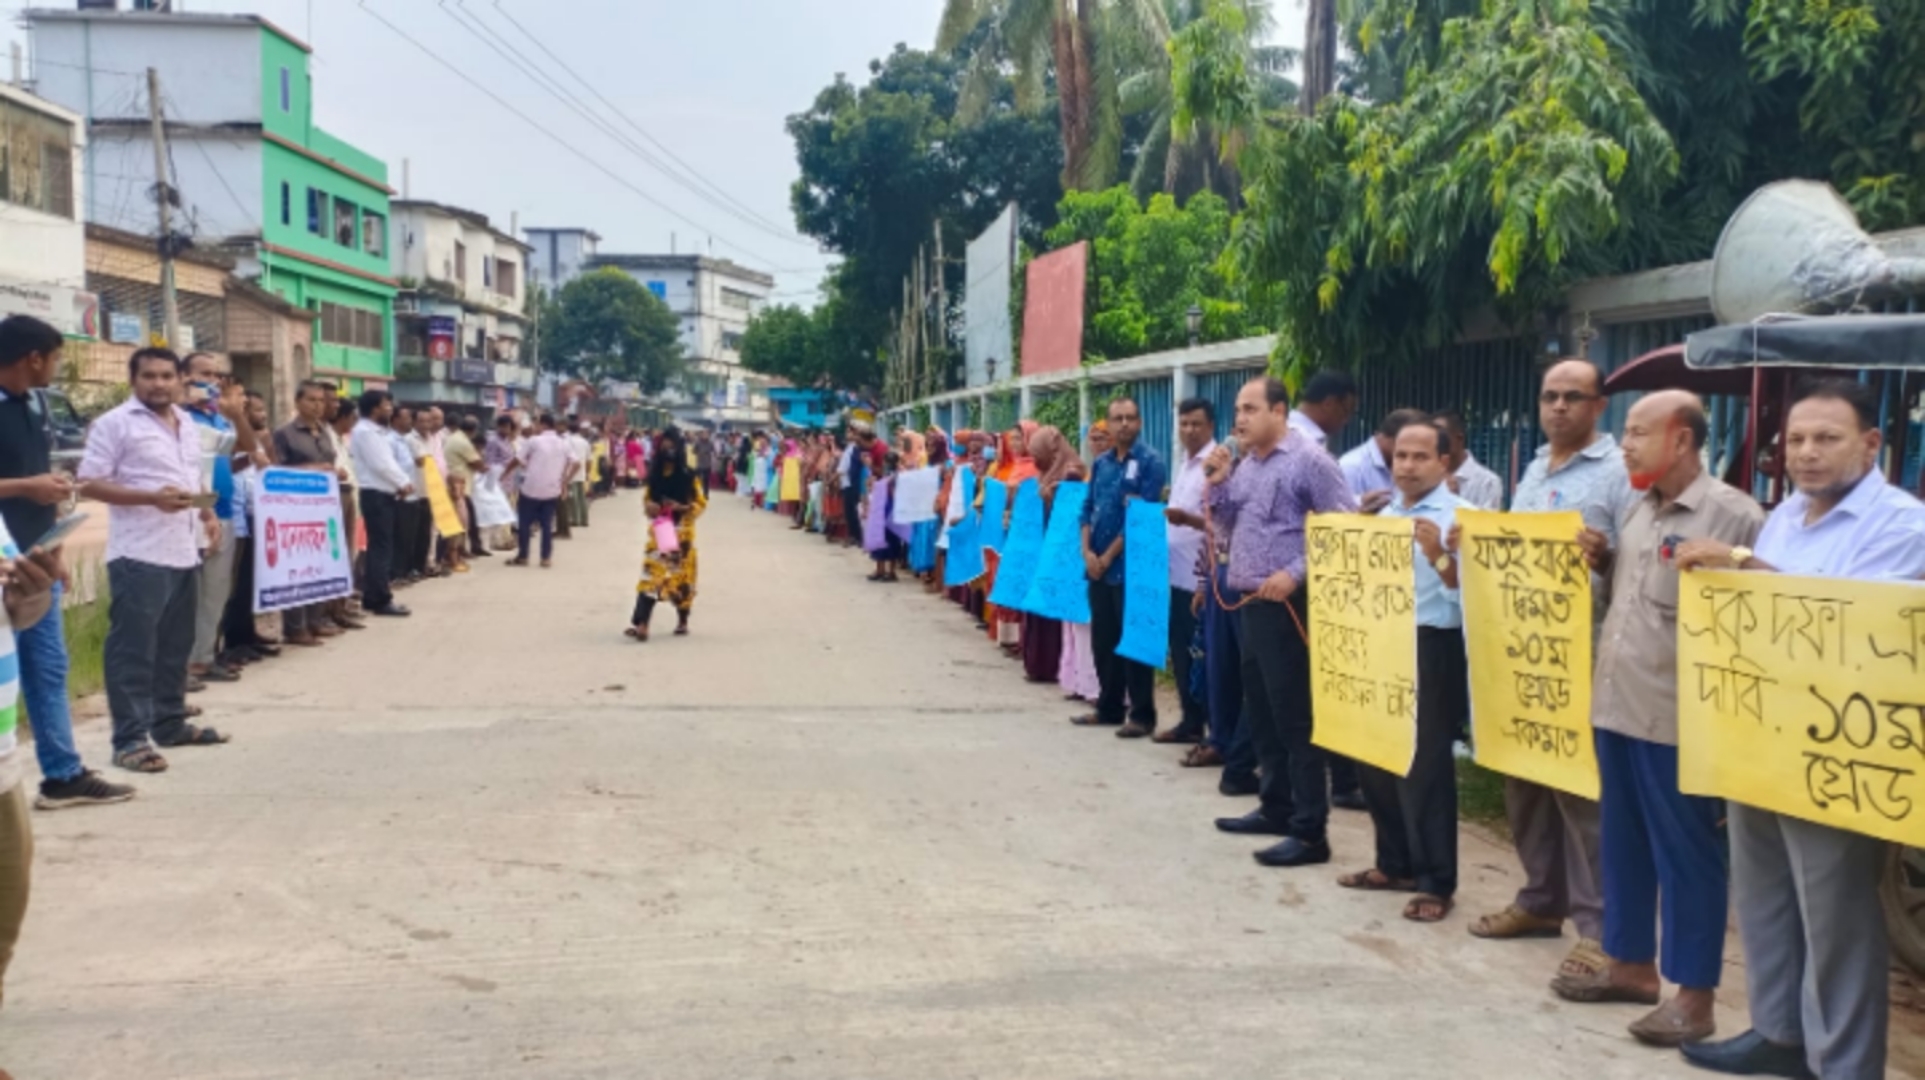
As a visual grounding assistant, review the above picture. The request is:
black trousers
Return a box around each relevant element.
[1169,587,1207,736]
[1358,627,1469,897]
[517,496,558,562]
[1090,579,1156,728]
[222,536,267,649]
[359,489,399,611]
[1240,593,1326,843]
[842,486,863,544]
[411,501,433,574]
[394,499,423,579]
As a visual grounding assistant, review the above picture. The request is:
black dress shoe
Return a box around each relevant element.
[1219,772,1260,797]
[369,604,412,617]
[1680,1030,1814,1078]
[1331,790,1369,812]
[1215,810,1289,836]
[1254,837,1332,868]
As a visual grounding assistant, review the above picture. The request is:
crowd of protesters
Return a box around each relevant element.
[746,365,1924,1080]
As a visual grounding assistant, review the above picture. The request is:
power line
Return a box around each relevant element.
[480,0,803,243]
[356,0,823,275]
[435,0,813,250]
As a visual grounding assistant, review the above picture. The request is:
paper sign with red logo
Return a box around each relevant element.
[252,467,353,613]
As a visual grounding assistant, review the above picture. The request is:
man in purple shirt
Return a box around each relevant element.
[77,348,230,774]
[1206,377,1357,867]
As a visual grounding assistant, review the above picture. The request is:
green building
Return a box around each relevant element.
[29,5,397,390]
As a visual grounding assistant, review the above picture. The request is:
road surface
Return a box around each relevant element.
[1,491,1832,1078]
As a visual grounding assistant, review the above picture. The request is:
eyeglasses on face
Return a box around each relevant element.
[1538,390,1599,406]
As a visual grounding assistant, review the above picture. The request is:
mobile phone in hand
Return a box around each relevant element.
[29,511,88,553]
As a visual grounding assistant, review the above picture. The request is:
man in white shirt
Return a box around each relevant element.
[395,406,431,583]
[1157,397,1217,744]
[1433,410,1505,510]
[511,414,574,568]
[349,390,415,617]
[561,424,593,535]
[1339,407,1427,514]
[1288,369,1359,452]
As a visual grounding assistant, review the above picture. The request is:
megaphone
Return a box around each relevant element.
[1710,180,1925,325]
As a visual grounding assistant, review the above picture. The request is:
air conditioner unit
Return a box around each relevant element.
[394,294,420,315]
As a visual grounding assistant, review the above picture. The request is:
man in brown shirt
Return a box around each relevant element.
[270,380,347,646]
[1555,391,1763,1048]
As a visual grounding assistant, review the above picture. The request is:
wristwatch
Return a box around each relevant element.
[1433,553,1454,574]
[1729,545,1753,569]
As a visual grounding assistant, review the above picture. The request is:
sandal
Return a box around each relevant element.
[1550,964,1660,1005]
[1468,904,1564,940]
[158,724,230,748]
[113,746,169,773]
[184,705,204,719]
[1627,1000,1715,1047]
[1070,714,1113,726]
[673,624,689,636]
[1557,936,1610,980]
[1153,728,1202,745]
[625,626,650,642]
[1403,894,1454,923]
[1337,868,1417,892]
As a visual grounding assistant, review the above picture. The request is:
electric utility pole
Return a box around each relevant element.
[146,67,182,348]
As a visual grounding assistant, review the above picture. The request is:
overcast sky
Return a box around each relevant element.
[5,0,1305,302]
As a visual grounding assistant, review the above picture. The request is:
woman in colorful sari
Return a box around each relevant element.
[898,431,939,581]
[1021,425,1082,683]
[987,421,1040,652]
[628,427,706,641]
[820,433,846,543]
[1055,421,1106,702]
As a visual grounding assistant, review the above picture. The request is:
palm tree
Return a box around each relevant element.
[1300,0,1337,113]
[1137,0,1296,205]
[939,0,1174,191]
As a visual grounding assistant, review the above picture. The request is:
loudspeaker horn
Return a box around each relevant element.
[1710,180,1925,325]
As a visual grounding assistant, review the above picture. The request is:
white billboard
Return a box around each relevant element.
[963,204,1017,388]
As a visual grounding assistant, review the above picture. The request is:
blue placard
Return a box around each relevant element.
[987,479,1045,609]
[942,467,984,586]
[1116,500,1172,667]
[978,479,1008,554]
[1020,481,1093,623]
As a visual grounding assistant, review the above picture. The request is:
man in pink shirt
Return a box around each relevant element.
[511,413,575,568]
[77,348,228,774]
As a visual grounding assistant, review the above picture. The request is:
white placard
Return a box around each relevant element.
[252,467,353,613]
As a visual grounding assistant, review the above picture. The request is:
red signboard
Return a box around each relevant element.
[1019,241,1087,377]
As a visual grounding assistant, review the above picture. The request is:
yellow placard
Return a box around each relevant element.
[1680,570,1925,845]
[1458,509,1600,799]
[421,457,464,539]
[779,458,802,502]
[1306,514,1418,777]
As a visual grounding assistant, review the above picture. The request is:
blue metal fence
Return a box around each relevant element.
[1096,376,1176,468]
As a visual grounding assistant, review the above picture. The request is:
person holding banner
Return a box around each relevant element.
[1207,377,1357,867]
[1462,360,1635,988]
[1022,426,1081,684]
[1155,399,1217,746]
[1551,392,1763,1048]
[1076,398,1167,738]
[1339,418,1469,922]
[1671,380,1925,1080]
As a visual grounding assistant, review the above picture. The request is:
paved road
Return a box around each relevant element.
[5,493,1762,1078]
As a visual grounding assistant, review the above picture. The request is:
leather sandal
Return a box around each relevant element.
[1468,904,1563,940]
[1628,1000,1716,1047]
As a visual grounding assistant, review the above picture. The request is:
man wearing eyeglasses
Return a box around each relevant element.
[1461,359,1636,989]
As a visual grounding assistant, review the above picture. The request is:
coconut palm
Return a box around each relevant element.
[1138,0,1296,205]
[938,0,1175,191]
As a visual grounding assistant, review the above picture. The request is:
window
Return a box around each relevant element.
[318,302,385,351]
[721,331,744,353]
[453,241,467,283]
[279,67,291,112]
[307,187,324,235]
[361,209,385,257]
[280,182,291,226]
[721,287,754,311]
[0,96,78,220]
[333,198,358,247]
[482,255,494,289]
[645,280,667,300]
[495,259,518,298]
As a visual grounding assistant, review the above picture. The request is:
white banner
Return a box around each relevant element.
[252,467,353,613]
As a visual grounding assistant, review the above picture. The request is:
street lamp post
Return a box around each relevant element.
[1186,304,1203,348]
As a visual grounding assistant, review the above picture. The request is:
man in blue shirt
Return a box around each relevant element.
[1340,417,1468,921]
[1675,380,1925,1080]
[1075,397,1167,737]
[183,352,260,688]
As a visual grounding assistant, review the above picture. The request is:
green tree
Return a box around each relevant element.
[545,268,685,394]
[1042,185,1269,359]
[738,304,821,385]
[787,46,1063,392]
